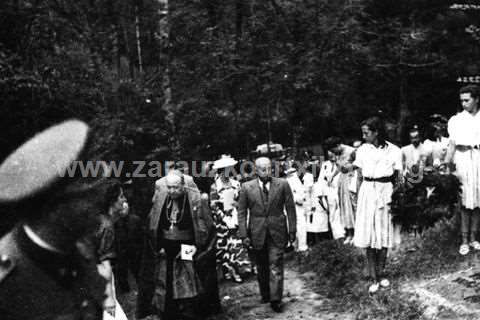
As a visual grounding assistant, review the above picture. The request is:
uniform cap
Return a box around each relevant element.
[0,120,89,202]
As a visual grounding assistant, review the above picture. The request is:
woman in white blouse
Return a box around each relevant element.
[353,116,402,294]
[446,85,480,256]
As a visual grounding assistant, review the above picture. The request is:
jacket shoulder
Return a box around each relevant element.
[273,177,288,186]
[242,179,258,191]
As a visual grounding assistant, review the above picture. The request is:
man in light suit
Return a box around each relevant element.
[238,157,296,313]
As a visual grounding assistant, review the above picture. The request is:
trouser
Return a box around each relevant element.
[253,232,284,302]
[296,207,308,252]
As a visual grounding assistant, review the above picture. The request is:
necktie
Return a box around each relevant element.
[262,181,269,201]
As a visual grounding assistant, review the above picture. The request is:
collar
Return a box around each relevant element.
[24,225,65,254]
[17,225,77,285]
[258,177,271,184]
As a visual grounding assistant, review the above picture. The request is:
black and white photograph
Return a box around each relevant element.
[0,0,480,319]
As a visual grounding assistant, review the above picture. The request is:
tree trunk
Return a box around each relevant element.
[158,0,181,158]
[135,5,143,74]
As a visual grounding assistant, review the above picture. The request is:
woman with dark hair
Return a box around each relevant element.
[352,116,402,294]
[96,180,129,319]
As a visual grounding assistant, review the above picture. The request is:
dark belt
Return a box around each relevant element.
[162,227,194,241]
[364,176,393,183]
[456,145,480,152]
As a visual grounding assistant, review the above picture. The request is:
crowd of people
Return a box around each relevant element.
[0,84,479,319]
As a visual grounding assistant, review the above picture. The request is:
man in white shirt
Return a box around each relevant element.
[401,126,432,176]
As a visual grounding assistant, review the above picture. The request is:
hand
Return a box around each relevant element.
[242,237,251,248]
[289,233,296,244]
[104,296,116,317]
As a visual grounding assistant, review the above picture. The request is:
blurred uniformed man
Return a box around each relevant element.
[0,120,108,320]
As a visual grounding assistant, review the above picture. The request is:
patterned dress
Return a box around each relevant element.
[210,177,252,282]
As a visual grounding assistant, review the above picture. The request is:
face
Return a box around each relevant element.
[327,150,336,161]
[111,188,128,217]
[460,92,479,113]
[330,144,342,156]
[219,167,232,178]
[409,131,421,147]
[361,125,378,145]
[166,174,185,199]
[255,158,272,180]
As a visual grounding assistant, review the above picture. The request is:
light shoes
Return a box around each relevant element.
[458,241,480,256]
[379,279,390,288]
[470,241,480,251]
[459,244,470,255]
[368,283,379,294]
[368,279,390,294]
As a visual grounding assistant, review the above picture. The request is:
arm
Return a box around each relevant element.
[444,139,456,170]
[96,222,116,314]
[284,181,296,236]
[356,167,363,195]
[444,118,456,171]
[237,185,249,240]
[97,260,115,315]
[195,196,217,262]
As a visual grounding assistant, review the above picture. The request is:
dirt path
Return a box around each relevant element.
[216,265,355,320]
[401,257,480,320]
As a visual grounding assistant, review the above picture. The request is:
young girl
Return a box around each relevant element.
[353,116,402,293]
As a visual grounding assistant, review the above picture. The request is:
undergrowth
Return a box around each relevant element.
[300,217,462,319]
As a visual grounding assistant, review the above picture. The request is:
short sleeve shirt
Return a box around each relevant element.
[448,110,480,146]
[401,143,431,170]
[353,141,402,178]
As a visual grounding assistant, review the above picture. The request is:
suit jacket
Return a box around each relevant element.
[238,177,296,250]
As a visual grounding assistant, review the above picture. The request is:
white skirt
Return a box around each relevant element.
[326,186,345,239]
[454,149,480,209]
[307,200,329,233]
[353,181,400,249]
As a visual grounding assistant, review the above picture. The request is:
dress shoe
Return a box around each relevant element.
[270,301,283,313]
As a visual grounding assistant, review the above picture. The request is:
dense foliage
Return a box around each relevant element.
[1,0,479,160]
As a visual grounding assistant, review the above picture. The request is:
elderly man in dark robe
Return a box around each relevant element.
[137,170,216,320]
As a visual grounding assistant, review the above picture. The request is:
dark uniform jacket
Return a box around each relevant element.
[0,225,105,320]
[238,177,296,250]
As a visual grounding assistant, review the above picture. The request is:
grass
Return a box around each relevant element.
[119,217,465,320]
[299,217,464,320]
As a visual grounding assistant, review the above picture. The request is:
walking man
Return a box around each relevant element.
[137,170,216,320]
[238,157,296,313]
